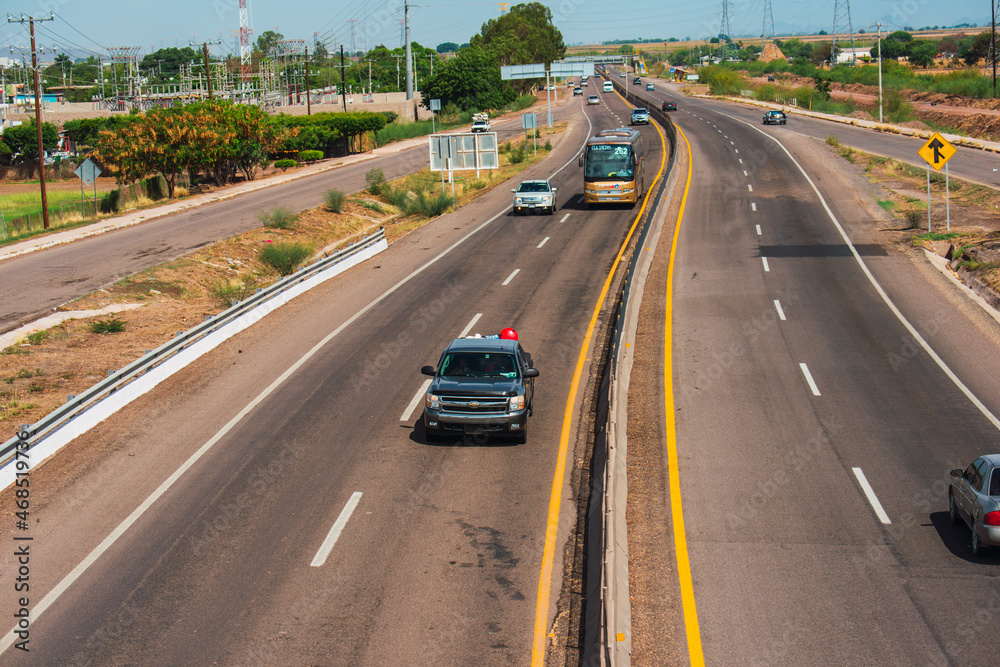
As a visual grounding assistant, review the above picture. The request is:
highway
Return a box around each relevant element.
[624,72,1000,663]
[0,113,538,335]
[0,87,667,664]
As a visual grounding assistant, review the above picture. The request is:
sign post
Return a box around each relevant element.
[74,158,101,221]
[430,98,441,133]
[917,132,956,231]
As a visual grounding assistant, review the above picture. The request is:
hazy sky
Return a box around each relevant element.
[0,1,990,61]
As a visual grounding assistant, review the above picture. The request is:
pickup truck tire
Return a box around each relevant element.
[514,422,528,444]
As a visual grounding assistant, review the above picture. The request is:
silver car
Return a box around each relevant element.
[511,179,557,215]
[950,454,1000,556]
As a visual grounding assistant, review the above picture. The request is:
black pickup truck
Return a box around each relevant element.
[421,336,538,443]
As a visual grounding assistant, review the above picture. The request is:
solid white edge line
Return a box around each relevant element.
[401,378,433,422]
[458,312,482,338]
[0,95,600,658]
[762,257,770,272]
[852,468,892,524]
[774,299,786,320]
[537,236,550,249]
[728,112,1000,432]
[799,362,821,396]
[560,213,570,222]
[502,268,520,286]
[756,224,762,235]
[310,491,364,567]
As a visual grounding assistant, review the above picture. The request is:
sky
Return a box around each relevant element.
[0,0,991,63]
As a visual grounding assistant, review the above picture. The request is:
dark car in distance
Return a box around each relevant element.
[662,101,677,111]
[763,110,787,125]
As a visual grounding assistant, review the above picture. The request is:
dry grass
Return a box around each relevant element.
[0,120,570,429]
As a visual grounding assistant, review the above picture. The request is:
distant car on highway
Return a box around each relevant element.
[632,76,641,85]
[661,101,677,111]
[587,95,600,105]
[950,455,1000,556]
[645,83,655,91]
[620,72,626,78]
[630,107,650,125]
[581,80,588,87]
[573,87,583,96]
[511,179,557,215]
[763,110,787,125]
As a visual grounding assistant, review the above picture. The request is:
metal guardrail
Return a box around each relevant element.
[589,72,678,666]
[0,228,386,466]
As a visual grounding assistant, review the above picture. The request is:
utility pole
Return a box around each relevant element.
[8,12,55,230]
[877,22,883,122]
[366,58,374,94]
[404,0,413,99]
[993,0,998,97]
[305,46,311,114]
[340,44,348,109]
[203,42,213,99]
[392,53,403,89]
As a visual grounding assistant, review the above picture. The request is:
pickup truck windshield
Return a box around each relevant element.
[441,352,518,378]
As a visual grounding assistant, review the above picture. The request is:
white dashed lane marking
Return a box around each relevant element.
[799,362,821,396]
[502,269,520,286]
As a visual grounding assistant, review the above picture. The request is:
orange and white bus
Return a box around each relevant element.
[581,128,645,207]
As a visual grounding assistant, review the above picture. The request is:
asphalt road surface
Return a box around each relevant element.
[0,89,668,664]
[0,112,539,335]
[629,76,1000,664]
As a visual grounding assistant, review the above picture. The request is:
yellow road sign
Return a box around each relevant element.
[918,132,956,171]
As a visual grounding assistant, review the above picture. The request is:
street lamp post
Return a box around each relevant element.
[877,21,883,123]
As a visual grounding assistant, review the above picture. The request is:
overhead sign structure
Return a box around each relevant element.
[549,62,595,78]
[501,64,547,80]
[918,132,956,171]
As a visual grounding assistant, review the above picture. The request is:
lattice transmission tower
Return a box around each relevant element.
[239,0,254,82]
[762,0,775,45]
[719,0,734,61]
[831,0,856,66]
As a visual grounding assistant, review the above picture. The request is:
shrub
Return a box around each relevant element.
[142,174,169,200]
[826,134,840,146]
[274,159,297,171]
[366,167,387,195]
[467,179,486,190]
[299,150,323,164]
[210,277,257,308]
[256,205,298,229]
[544,139,552,151]
[383,186,413,210]
[99,188,123,213]
[411,191,454,218]
[90,317,126,334]
[509,146,526,164]
[357,199,384,213]
[904,209,923,228]
[325,189,346,213]
[259,242,313,276]
[380,110,399,124]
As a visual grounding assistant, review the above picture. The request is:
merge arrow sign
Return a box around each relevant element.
[918,132,956,171]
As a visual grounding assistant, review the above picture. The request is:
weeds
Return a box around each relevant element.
[356,199,385,213]
[839,146,855,162]
[259,242,313,276]
[826,134,840,147]
[324,189,346,213]
[366,167,387,195]
[26,330,49,345]
[904,209,924,229]
[210,276,259,308]
[90,317,126,334]
[256,205,298,229]
[876,199,896,212]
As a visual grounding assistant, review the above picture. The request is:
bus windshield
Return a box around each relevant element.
[585,143,634,181]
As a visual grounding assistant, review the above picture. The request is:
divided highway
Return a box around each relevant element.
[0,87,666,664]
[626,74,1000,663]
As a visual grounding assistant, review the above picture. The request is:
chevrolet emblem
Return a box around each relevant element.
[468,401,480,408]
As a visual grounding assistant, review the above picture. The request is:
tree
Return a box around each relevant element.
[54,53,70,65]
[962,31,996,66]
[437,42,459,53]
[888,30,913,43]
[907,40,937,68]
[313,43,329,62]
[813,75,832,101]
[255,30,284,56]
[1,121,59,159]
[876,39,907,61]
[810,42,833,65]
[421,46,516,111]
[470,2,565,67]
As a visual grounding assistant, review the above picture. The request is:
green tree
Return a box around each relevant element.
[140,47,199,81]
[1,121,59,158]
[876,39,907,61]
[437,42,459,53]
[961,31,996,66]
[54,53,71,65]
[470,2,565,67]
[255,30,285,56]
[813,75,832,101]
[907,39,937,68]
[810,42,833,65]
[888,30,913,43]
[421,46,516,111]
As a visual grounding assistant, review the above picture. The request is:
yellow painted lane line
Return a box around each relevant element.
[664,125,705,665]
[531,111,669,666]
